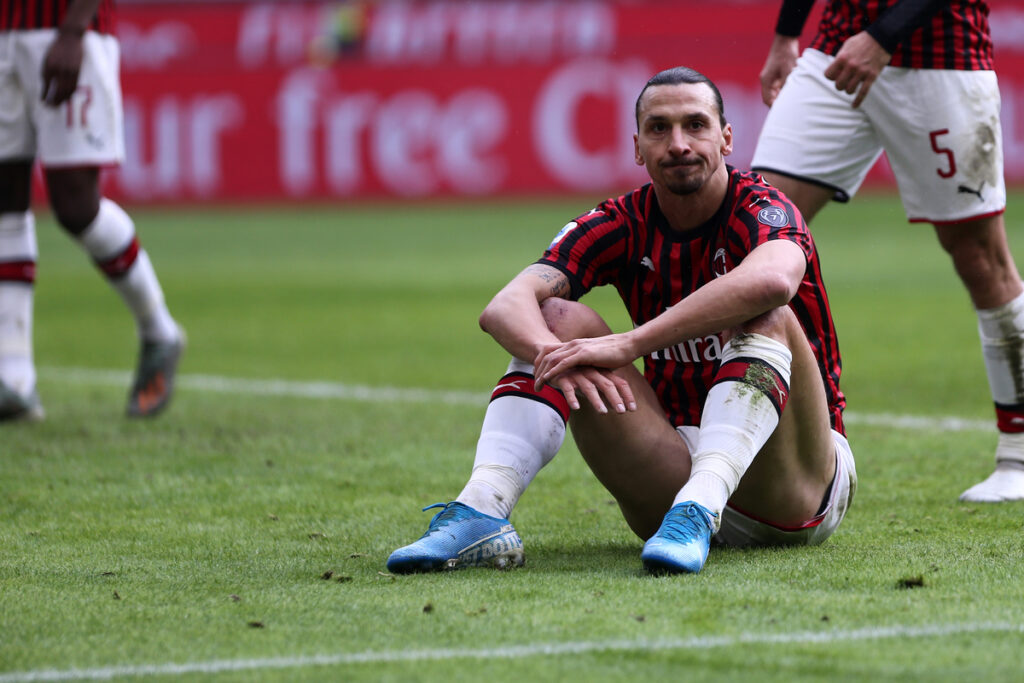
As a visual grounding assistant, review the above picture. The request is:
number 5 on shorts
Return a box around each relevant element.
[929,129,956,179]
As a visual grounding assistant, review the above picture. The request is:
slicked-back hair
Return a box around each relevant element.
[634,66,727,130]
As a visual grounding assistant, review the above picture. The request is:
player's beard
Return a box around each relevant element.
[662,159,707,196]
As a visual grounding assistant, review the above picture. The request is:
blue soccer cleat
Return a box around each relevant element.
[640,501,717,575]
[386,502,524,574]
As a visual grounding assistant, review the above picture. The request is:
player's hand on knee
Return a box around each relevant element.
[549,367,634,415]
[534,335,635,385]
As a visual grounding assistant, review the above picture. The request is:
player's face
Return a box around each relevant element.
[634,82,733,197]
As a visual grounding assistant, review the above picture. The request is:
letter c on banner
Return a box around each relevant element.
[533,58,651,191]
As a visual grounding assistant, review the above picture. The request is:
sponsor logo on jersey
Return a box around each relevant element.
[757,206,789,228]
[640,256,656,272]
[549,221,578,248]
[651,334,722,364]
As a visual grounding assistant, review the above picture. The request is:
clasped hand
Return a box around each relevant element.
[533,335,638,415]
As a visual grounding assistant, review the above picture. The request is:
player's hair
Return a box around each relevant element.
[635,66,727,130]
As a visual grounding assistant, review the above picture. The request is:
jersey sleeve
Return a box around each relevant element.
[536,203,630,301]
[733,187,814,264]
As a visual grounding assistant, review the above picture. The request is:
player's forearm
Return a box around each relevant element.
[60,0,104,36]
[479,279,563,364]
[626,242,805,358]
[866,0,952,53]
[627,272,792,358]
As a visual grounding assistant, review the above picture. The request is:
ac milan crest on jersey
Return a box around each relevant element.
[712,248,728,278]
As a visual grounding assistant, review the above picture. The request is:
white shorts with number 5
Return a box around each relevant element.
[0,29,124,168]
[751,48,1005,225]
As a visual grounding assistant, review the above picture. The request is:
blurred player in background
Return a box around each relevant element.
[0,0,184,421]
[751,0,1024,502]
[386,66,855,576]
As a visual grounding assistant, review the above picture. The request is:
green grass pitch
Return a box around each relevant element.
[3,193,1024,681]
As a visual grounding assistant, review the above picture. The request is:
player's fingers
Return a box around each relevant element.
[552,376,582,411]
[534,354,569,387]
[55,73,76,104]
[533,344,564,385]
[609,373,637,411]
[850,76,875,108]
[575,379,608,414]
[581,368,626,414]
[823,59,841,82]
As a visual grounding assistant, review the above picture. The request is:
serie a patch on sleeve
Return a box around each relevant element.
[756,206,789,228]
[549,221,578,248]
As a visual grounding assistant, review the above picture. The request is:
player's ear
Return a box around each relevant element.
[721,122,733,157]
[634,133,644,166]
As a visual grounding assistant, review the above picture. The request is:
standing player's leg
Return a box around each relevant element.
[758,173,834,224]
[875,67,1024,501]
[0,160,43,421]
[641,305,846,574]
[935,216,1024,501]
[44,167,184,417]
[28,26,183,418]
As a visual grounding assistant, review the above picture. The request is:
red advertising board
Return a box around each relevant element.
[100,0,1024,203]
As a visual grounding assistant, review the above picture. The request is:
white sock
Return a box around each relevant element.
[457,359,569,519]
[673,334,793,526]
[0,211,37,396]
[78,198,179,343]
[977,291,1024,463]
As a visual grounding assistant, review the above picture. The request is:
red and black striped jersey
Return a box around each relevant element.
[810,0,993,70]
[1,0,115,34]
[539,167,846,434]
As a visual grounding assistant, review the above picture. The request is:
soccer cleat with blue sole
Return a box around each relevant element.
[386,502,525,573]
[641,501,717,575]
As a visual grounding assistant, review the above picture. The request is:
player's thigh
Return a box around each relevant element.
[751,49,882,201]
[730,309,836,527]
[569,364,689,539]
[18,30,125,169]
[870,68,1004,223]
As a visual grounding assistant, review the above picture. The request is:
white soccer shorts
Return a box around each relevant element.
[751,48,1006,224]
[0,29,124,167]
[676,425,856,547]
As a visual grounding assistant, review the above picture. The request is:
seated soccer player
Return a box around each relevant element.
[387,66,855,575]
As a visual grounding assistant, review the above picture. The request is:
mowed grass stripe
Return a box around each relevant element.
[39,366,995,433]
[1,621,1020,682]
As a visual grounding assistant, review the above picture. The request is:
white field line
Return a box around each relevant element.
[1,621,1020,682]
[39,366,995,433]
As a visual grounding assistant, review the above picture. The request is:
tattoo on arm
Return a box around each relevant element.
[525,264,570,298]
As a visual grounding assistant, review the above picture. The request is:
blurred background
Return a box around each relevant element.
[96,0,1024,205]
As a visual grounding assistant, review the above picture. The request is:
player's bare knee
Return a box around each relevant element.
[539,298,611,342]
[45,169,101,234]
[725,306,796,347]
